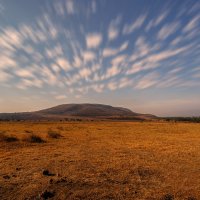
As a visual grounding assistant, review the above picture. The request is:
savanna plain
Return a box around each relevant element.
[0,121,200,200]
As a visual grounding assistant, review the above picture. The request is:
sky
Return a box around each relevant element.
[0,0,200,116]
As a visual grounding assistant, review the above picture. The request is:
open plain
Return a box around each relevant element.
[0,121,200,200]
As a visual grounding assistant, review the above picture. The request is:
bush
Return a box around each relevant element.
[57,126,64,131]
[47,130,62,139]
[24,134,45,143]
[0,133,19,142]
[24,130,33,134]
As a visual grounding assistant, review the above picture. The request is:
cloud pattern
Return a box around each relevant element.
[0,0,200,102]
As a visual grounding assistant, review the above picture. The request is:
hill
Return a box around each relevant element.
[0,103,156,121]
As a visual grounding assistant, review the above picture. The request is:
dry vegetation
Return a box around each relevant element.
[47,130,63,139]
[0,121,200,200]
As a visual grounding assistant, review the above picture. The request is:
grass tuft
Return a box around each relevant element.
[47,130,62,139]
[0,133,19,142]
[24,134,45,143]
[57,126,64,131]
[24,130,33,134]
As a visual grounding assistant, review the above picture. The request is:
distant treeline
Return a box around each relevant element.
[0,118,91,122]
[164,117,200,123]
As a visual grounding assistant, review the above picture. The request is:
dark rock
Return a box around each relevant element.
[43,170,50,176]
[3,175,10,179]
[49,179,53,184]
[42,170,55,176]
[41,190,55,199]
[162,194,174,200]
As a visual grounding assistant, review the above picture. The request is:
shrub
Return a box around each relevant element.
[0,133,19,142]
[47,130,62,139]
[57,126,64,131]
[24,130,33,134]
[24,134,45,143]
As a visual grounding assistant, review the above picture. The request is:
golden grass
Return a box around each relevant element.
[47,130,63,139]
[0,121,199,199]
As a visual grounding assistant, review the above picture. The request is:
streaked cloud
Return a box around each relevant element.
[111,54,126,66]
[108,27,118,41]
[183,14,200,33]
[0,56,17,69]
[66,0,75,15]
[15,69,35,78]
[102,41,128,57]
[135,72,159,89]
[56,57,71,71]
[146,10,169,31]
[103,48,118,57]
[0,71,12,82]
[106,65,121,78]
[82,51,96,62]
[86,33,102,48]
[108,16,121,40]
[126,46,188,75]
[91,1,96,14]
[123,14,146,34]
[55,95,67,100]
[157,22,180,40]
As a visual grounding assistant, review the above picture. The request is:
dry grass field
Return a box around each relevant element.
[0,121,200,200]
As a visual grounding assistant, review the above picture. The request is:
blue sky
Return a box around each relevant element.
[0,0,199,116]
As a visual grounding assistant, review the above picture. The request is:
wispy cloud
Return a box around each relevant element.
[82,51,96,62]
[135,72,159,89]
[0,56,17,69]
[126,45,188,75]
[91,1,96,14]
[102,41,128,57]
[146,10,169,31]
[0,71,12,82]
[54,1,65,16]
[55,95,67,100]
[17,78,43,90]
[157,21,180,40]
[86,33,102,48]
[182,14,200,33]
[66,0,75,15]
[123,14,146,34]
[73,55,82,68]
[15,69,35,78]
[79,68,92,79]
[111,54,126,66]
[56,57,71,71]
[45,44,63,59]
[108,16,121,41]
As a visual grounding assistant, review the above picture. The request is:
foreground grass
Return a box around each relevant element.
[0,121,199,200]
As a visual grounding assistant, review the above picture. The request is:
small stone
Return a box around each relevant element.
[3,175,10,179]
[162,194,174,200]
[42,170,55,176]
[41,190,55,199]
[43,170,50,176]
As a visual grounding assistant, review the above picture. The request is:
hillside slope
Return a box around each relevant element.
[0,103,156,121]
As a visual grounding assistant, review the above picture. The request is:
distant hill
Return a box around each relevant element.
[0,103,156,121]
